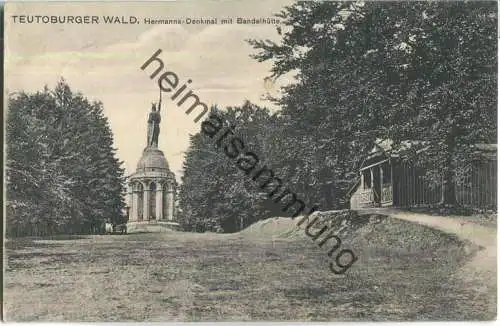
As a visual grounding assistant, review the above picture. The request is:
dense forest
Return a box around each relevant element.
[6,80,125,237]
[179,1,497,232]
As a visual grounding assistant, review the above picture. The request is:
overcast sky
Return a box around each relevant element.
[5,1,295,182]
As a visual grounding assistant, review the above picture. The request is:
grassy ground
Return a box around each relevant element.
[3,214,496,321]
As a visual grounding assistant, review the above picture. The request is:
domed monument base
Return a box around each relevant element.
[126,97,177,231]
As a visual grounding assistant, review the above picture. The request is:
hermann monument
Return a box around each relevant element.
[127,91,177,225]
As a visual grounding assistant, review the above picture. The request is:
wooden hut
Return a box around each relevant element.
[349,140,497,209]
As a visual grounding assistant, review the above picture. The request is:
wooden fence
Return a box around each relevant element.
[395,160,497,209]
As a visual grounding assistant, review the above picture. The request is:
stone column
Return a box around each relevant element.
[132,184,139,221]
[156,182,163,220]
[143,181,150,221]
[360,171,365,189]
[127,183,134,221]
[166,183,175,221]
[128,183,134,222]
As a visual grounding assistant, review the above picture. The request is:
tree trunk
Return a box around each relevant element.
[440,165,456,206]
[440,132,457,207]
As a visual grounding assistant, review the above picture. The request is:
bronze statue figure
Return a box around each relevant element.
[147,89,162,148]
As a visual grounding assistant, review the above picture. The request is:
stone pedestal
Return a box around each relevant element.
[127,148,177,224]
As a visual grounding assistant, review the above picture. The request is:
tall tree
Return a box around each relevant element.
[6,80,125,236]
[179,102,281,232]
[383,2,497,204]
[249,1,497,207]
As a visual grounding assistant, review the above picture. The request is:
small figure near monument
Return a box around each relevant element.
[105,221,113,234]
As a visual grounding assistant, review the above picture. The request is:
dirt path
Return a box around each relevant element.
[360,208,496,267]
[360,208,497,315]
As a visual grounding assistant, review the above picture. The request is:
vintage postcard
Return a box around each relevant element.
[3,0,497,322]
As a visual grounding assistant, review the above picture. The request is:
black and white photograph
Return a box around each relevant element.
[3,0,497,321]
